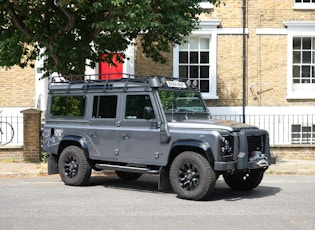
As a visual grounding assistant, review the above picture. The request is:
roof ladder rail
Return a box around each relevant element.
[123,79,131,92]
[102,79,111,92]
[82,81,90,93]
[66,81,72,94]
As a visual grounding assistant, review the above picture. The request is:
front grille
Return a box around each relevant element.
[233,134,240,160]
[247,135,265,153]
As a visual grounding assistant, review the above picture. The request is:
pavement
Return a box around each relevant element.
[0,159,315,177]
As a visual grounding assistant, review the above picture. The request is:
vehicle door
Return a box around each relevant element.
[117,93,162,165]
[86,94,119,161]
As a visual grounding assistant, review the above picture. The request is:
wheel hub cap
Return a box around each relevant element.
[64,157,78,178]
[178,163,200,191]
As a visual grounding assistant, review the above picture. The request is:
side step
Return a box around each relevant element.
[95,163,159,174]
[95,163,171,191]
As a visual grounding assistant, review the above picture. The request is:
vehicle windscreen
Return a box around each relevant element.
[158,90,210,122]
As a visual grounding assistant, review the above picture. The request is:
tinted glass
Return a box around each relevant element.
[93,95,117,118]
[51,96,85,117]
[125,95,155,119]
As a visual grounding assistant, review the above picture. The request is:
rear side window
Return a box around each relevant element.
[93,95,117,118]
[51,96,85,117]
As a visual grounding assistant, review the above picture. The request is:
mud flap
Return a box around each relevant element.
[48,154,59,175]
[158,166,171,191]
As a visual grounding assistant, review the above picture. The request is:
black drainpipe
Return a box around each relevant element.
[242,0,247,123]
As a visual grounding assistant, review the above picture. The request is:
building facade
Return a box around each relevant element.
[1,0,315,158]
[135,0,315,149]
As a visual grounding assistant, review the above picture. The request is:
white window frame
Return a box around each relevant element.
[293,0,315,10]
[284,21,315,99]
[173,20,220,99]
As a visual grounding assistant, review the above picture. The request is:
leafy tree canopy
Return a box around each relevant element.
[0,0,222,77]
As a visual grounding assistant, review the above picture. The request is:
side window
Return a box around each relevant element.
[51,96,85,117]
[125,95,155,119]
[93,95,117,118]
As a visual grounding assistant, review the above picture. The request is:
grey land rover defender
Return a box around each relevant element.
[43,74,275,201]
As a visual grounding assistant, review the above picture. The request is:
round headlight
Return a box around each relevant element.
[221,137,232,153]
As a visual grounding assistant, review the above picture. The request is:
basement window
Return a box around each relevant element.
[291,124,315,144]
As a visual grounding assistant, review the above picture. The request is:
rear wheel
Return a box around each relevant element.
[58,146,91,186]
[115,171,142,180]
[169,151,216,201]
[223,169,264,190]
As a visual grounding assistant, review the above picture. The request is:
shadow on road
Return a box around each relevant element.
[207,180,281,201]
[88,174,174,193]
[87,173,281,201]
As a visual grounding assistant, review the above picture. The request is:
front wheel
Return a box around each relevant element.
[58,146,91,186]
[169,151,216,201]
[223,169,264,190]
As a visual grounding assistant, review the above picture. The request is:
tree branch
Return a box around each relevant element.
[5,2,34,39]
[53,7,75,40]
[44,0,55,33]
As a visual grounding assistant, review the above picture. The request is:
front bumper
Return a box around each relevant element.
[214,153,276,171]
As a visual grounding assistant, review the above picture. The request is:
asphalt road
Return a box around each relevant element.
[0,174,314,230]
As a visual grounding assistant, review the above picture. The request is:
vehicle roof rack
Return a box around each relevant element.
[48,73,198,93]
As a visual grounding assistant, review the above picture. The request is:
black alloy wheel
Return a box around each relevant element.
[169,151,216,201]
[58,146,91,186]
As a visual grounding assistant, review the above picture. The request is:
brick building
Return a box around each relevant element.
[0,66,35,109]
[134,1,315,155]
[1,0,315,159]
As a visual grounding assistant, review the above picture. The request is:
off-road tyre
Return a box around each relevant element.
[223,169,264,190]
[58,146,91,186]
[169,151,216,201]
[115,171,142,180]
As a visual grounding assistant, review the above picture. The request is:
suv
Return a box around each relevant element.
[43,74,275,201]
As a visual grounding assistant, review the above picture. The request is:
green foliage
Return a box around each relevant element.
[0,0,222,76]
[159,90,204,111]
[41,152,49,163]
[51,96,85,117]
[159,90,177,111]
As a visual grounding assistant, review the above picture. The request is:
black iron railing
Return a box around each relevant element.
[212,114,315,145]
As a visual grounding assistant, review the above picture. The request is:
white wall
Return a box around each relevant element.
[209,106,315,115]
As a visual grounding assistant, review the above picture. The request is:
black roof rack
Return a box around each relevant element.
[48,73,198,93]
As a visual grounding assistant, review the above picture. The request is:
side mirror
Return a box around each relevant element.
[143,106,155,120]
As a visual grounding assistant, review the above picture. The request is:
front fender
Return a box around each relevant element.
[171,139,214,163]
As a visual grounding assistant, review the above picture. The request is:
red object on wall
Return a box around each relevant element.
[99,54,123,80]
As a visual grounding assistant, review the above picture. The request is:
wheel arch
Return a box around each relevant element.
[58,135,89,156]
[168,139,214,167]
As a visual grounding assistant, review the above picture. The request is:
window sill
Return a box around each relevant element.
[287,91,315,99]
[293,3,315,10]
[202,94,219,100]
[199,2,213,9]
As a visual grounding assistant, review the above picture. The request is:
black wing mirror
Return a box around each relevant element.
[143,106,155,119]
